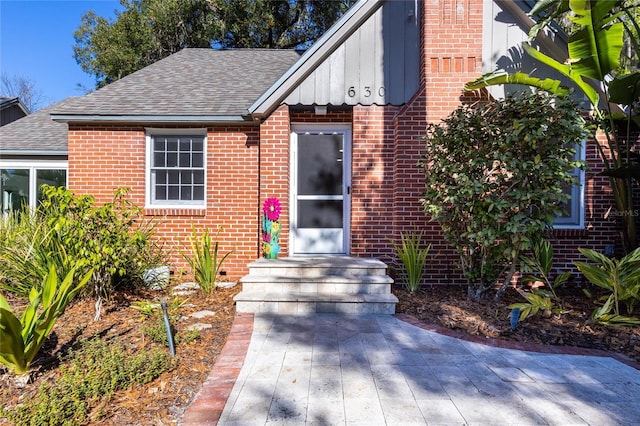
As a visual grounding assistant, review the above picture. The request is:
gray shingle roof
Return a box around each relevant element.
[0,98,72,154]
[52,48,302,119]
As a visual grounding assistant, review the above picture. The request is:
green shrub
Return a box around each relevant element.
[41,186,164,319]
[183,225,232,294]
[391,231,431,292]
[575,247,640,326]
[419,93,586,301]
[2,337,175,425]
[0,266,93,375]
[0,186,165,319]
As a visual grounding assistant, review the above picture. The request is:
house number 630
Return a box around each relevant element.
[347,86,385,98]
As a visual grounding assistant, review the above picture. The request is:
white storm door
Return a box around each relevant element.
[291,125,351,255]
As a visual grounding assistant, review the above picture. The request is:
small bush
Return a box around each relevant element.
[0,186,167,320]
[2,337,175,425]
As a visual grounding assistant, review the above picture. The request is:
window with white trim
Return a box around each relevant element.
[147,129,206,207]
[1,161,68,213]
[553,143,585,229]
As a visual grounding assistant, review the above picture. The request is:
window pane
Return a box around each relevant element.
[193,186,204,200]
[554,181,581,226]
[181,187,191,200]
[167,139,178,152]
[168,185,180,200]
[194,171,204,184]
[154,140,165,152]
[155,185,167,200]
[192,153,203,168]
[181,171,192,184]
[298,134,343,195]
[298,200,343,228]
[192,140,203,152]
[154,152,165,167]
[179,153,191,167]
[558,184,574,218]
[168,170,180,184]
[155,171,167,184]
[1,169,30,212]
[180,140,191,152]
[36,169,66,203]
[166,152,178,167]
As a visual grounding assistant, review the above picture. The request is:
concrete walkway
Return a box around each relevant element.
[183,313,640,425]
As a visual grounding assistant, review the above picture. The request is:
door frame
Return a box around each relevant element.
[290,123,351,255]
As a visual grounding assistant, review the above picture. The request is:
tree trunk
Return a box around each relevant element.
[494,263,517,303]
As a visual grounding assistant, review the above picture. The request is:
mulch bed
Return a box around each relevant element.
[0,284,240,425]
[394,284,640,364]
[1,282,638,425]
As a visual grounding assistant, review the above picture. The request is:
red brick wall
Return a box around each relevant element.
[382,0,622,286]
[68,124,261,280]
[67,0,627,288]
[350,105,397,257]
[259,106,291,256]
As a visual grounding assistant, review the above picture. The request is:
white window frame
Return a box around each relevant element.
[553,142,586,229]
[0,159,68,211]
[145,128,207,209]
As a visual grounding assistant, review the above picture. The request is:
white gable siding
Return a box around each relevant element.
[482,0,582,102]
[285,0,420,106]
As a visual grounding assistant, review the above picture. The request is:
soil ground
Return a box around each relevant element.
[1,282,638,425]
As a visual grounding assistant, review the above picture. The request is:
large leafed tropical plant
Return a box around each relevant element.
[0,266,93,375]
[466,0,640,253]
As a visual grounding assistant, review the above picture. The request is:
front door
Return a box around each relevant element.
[291,124,351,254]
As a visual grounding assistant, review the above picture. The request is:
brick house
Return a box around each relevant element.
[2,0,622,310]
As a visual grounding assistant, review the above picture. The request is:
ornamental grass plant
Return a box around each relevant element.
[183,225,232,294]
[392,231,431,292]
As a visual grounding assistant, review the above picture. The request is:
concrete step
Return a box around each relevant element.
[244,257,389,277]
[234,256,397,315]
[239,275,393,294]
[234,292,398,315]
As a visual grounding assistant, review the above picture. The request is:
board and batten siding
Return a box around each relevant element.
[285,0,420,107]
[481,0,583,102]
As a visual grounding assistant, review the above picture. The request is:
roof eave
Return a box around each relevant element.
[0,150,68,156]
[50,114,255,125]
[0,97,30,115]
[249,0,384,118]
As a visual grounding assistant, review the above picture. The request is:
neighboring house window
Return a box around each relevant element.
[0,161,67,213]
[553,143,585,229]
[146,129,206,207]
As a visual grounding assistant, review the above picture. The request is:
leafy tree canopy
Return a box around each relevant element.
[74,0,356,88]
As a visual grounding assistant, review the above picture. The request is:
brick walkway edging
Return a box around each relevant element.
[181,313,254,426]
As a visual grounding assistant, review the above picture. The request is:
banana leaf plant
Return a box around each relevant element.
[466,0,640,253]
[0,266,93,375]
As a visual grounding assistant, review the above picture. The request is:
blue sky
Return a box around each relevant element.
[1,0,123,108]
